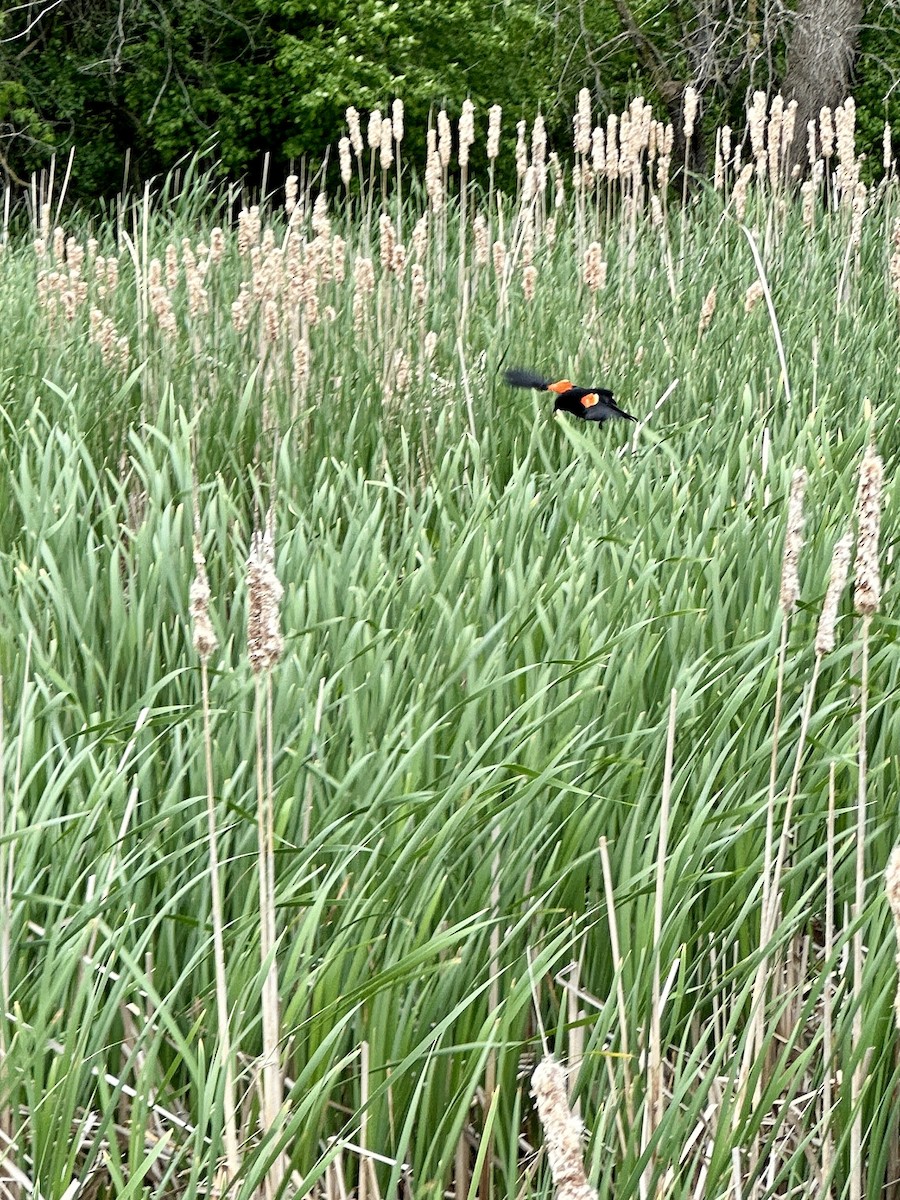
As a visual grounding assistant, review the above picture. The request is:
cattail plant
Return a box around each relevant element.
[247,507,286,1196]
[531,1057,597,1200]
[850,445,883,1200]
[189,526,240,1184]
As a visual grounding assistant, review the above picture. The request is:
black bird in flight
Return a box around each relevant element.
[504,367,636,424]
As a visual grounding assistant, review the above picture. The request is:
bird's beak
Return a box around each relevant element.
[547,380,572,394]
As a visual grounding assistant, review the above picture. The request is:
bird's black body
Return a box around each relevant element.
[503,367,635,424]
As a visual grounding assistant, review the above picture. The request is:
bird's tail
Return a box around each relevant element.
[503,367,550,391]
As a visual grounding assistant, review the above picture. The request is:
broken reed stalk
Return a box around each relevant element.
[247,508,287,1196]
[850,445,883,1200]
[190,534,240,1183]
[531,1056,597,1200]
[640,687,677,1200]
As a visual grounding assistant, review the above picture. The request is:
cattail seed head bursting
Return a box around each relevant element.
[487,105,502,160]
[191,541,219,660]
[247,513,284,674]
[392,98,405,144]
[367,109,383,150]
[459,99,475,167]
[854,446,884,615]
[683,86,699,139]
[531,1057,597,1200]
[815,529,853,656]
[779,467,807,614]
[346,107,364,156]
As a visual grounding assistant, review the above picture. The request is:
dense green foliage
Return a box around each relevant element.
[1,0,899,197]
[0,104,898,1196]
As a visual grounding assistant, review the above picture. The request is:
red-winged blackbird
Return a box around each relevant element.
[504,367,636,423]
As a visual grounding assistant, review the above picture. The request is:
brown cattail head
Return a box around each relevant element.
[247,510,284,674]
[854,445,884,616]
[815,528,854,656]
[779,467,807,614]
[697,286,717,336]
[191,538,219,660]
[531,1056,597,1200]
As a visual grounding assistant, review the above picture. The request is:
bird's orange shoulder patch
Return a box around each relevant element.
[547,379,573,395]
[581,392,600,409]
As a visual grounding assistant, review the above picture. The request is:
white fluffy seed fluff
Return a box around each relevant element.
[531,1057,597,1200]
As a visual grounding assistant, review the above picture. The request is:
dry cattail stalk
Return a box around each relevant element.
[263,298,280,343]
[545,216,557,248]
[820,107,835,158]
[209,227,225,263]
[779,468,807,615]
[515,120,528,179]
[392,98,404,145]
[854,447,884,616]
[591,127,605,175]
[884,123,893,174]
[473,214,489,266]
[806,119,817,168]
[232,283,252,333]
[531,114,547,190]
[437,110,452,167]
[311,193,330,240]
[346,106,364,157]
[332,235,346,283]
[284,174,298,217]
[247,513,284,675]
[606,114,619,181]
[411,262,428,308]
[391,243,407,277]
[237,205,261,255]
[744,280,764,313]
[492,240,506,281]
[459,99,475,168]
[522,264,537,302]
[487,105,502,160]
[782,99,798,160]
[52,225,65,263]
[682,86,699,140]
[339,137,352,186]
[292,342,309,392]
[425,131,443,212]
[815,529,854,657]
[767,93,784,185]
[748,91,767,176]
[801,180,816,229]
[731,163,754,221]
[379,117,394,172]
[697,286,717,335]
[412,214,428,262]
[379,212,396,271]
[583,242,606,292]
[575,88,591,156]
[650,194,663,227]
[367,109,383,150]
[191,540,219,660]
[531,1057,597,1200]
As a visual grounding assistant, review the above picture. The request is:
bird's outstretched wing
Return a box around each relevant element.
[503,368,550,391]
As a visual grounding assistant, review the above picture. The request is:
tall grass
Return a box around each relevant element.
[0,89,897,1199]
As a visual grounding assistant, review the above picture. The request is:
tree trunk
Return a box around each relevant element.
[781,0,864,167]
